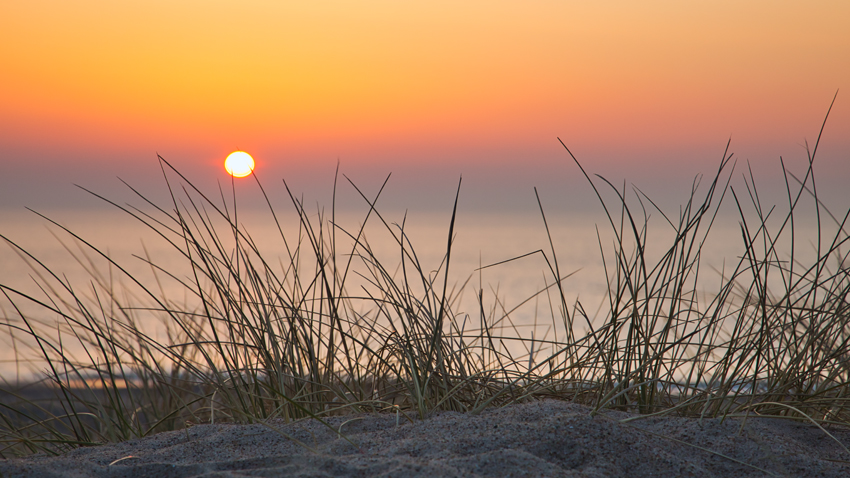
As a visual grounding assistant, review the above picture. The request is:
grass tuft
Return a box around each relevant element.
[1,106,849,457]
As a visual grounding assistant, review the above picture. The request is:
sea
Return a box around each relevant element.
[0,204,836,381]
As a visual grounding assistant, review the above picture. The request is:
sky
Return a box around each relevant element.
[2,1,849,217]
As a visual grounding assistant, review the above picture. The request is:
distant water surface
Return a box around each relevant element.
[0,207,829,380]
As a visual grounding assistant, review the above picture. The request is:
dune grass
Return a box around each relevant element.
[1,110,849,458]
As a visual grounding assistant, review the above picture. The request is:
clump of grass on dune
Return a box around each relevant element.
[1,104,849,458]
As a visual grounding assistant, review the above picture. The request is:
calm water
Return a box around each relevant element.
[0,206,828,380]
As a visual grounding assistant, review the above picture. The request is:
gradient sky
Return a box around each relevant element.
[2,1,849,215]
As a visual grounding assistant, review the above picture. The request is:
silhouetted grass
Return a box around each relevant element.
[1,102,848,458]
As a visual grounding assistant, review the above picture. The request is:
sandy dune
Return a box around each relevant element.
[2,400,849,477]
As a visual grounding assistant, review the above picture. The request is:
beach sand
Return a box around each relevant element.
[2,400,849,477]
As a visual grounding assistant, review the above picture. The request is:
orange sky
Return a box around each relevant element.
[1,1,849,212]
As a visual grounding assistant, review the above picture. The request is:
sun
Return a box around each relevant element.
[224,151,255,178]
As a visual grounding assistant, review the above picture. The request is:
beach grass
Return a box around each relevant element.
[1,106,848,458]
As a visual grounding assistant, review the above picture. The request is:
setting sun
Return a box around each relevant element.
[224,151,255,178]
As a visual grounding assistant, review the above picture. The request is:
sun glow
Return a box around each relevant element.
[224,151,255,178]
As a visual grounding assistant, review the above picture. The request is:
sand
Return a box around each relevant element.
[2,400,849,477]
